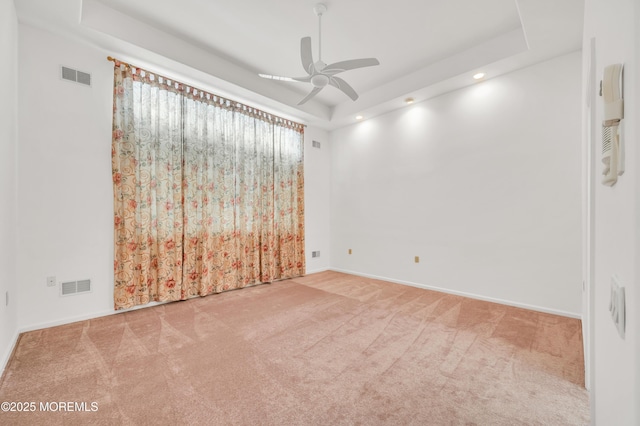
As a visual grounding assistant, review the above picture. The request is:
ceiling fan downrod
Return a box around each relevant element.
[314,3,327,63]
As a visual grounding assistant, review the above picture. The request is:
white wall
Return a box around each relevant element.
[0,0,19,372]
[304,127,331,273]
[583,0,639,424]
[330,52,583,316]
[16,24,332,331]
[17,24,115,329]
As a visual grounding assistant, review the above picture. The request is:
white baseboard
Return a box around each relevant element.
[305,267,331,275]
[329,267,581,319]
[17,301,173,335]
[0,330,20,378]
[18,309,120,334]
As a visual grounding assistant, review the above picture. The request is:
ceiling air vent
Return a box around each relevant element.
[60,279,92,296]
[61,66,92,87]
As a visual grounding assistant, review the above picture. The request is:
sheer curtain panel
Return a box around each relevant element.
[112,63,304,310]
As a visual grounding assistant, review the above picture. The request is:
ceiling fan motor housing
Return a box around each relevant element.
[311,74,330,88]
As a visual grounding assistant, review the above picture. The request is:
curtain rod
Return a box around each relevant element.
[107,56,306,131]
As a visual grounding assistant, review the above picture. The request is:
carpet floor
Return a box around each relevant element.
[0,271,589,425]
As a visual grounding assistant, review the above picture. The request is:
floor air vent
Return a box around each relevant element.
[60,279,92,296]
[61,66,92,87]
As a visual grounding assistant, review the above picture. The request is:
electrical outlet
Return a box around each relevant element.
[414,256,420,263]
[348,249,352,255]
[47,276,56,287]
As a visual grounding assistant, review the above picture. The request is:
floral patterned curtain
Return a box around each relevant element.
[112,64,305,310]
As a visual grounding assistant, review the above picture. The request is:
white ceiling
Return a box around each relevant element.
[14,0,584,130]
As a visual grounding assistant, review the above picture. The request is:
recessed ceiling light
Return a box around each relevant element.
[355,115,364,120]
[404,97,415,105]
[473,72,486,80]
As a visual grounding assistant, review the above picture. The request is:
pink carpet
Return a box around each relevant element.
[0,271,589,425]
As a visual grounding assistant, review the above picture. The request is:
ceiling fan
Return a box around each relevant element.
[259,3,380,105]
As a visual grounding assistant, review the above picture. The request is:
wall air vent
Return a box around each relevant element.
[61,66,92,87]
[60,279,92,296]
[311,251,320,258]
[312,140,321,149]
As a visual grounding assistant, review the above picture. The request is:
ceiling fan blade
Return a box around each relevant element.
[298,87,323,105]
[292,76,312,82]
[258,74,311,83]
[259,74,293,82]
[301,37,315,75]
[323,58,380,74]
[329,76,358,101]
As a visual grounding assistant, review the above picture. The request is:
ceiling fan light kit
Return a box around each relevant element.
[311,74,329,88]
[259,3,380,105]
